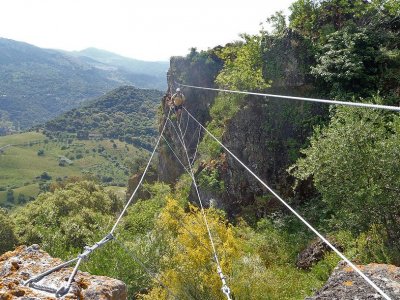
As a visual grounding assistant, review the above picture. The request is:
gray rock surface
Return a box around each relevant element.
[306,261,400,299]
[0,245,127,299]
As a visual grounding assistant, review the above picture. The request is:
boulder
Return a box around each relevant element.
[296,239,342,270]
[306,261,400,299]
[0,245,127,300]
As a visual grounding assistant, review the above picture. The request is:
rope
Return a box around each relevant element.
[167,118,186,148]
[162,134,190,174]
[183,107,392,300]
[113,237,179,300]
[191,126,202,167]
[174,117,232,300]
[110,108,172,234]
[177,82,400,112]
[182,111,190,138]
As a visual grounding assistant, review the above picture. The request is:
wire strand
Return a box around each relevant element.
[184,107,392,300]
[162,134,190,174]
[177,82,400,112]
[173,117,232,300]
[110,108,172,234]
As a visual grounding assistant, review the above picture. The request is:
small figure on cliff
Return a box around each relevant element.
[171,88,185,120]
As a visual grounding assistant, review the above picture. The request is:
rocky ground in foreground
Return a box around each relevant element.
[306,261,400,300]
[0,245,126,299]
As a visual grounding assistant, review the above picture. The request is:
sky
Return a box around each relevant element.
[0,0,295,61]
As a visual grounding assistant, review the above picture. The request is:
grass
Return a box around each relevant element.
[0,131,148,205]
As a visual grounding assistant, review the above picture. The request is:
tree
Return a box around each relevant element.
[0,209,17,254]
[311,26,380,98]
[37,149,45,156]
[292,106,400,249]
[17,193,27,204]
[6,189,14,203]
[12,181,123,254]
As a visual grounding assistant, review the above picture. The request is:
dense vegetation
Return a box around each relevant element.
[44,86,162,150]
[0,38,166,131]
[0,1,399,299]
[0,131,148,206]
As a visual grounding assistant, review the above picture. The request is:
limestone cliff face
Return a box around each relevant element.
[158,35,326,216]
[157,54,222,183]
[0,245,127,300]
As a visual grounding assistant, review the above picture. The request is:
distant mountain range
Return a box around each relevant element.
[0,38,168,131]
[70,47,168,77]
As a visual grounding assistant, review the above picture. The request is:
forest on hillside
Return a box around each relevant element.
[1,1,399,299]
[44,86,162,151]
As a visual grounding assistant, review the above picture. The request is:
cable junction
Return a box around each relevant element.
[177,82,400,112]
[183,106,392,300]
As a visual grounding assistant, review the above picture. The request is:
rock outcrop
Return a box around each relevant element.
[0,245,127,300]
[306,261,400,299]
[158,54,222,183]
[296,239,343,270]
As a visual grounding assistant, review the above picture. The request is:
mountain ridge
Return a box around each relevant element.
[0,38,166,131]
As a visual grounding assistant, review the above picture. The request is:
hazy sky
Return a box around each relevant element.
[0,0,295,61]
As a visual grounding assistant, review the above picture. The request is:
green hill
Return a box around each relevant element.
[0,131,147,207]
[44,86,162,151]
[0,85,162,206]
[0,38,166,131]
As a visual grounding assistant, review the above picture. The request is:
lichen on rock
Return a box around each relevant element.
[306,261,400,299]
[0,245,127,300]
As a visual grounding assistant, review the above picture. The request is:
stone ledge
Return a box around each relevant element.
[0,245,127,300]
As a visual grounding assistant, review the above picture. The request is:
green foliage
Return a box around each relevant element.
[355,224,397,264]
[292,105,400,252]
[216,35,270,91]
[122,182,171,234]
[0,208,17,254]
[0,38,166,129]
[266,11,288,36]
[198,167,225,194]
[44,86,162,151]
[12,181,123,256]
[199,35,271,160]
[311,26,381,98]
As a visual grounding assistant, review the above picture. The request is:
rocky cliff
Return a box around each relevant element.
[306,261,400,299]
[0,245,127,300]
[157,53,222,184]
[158,34,327,218]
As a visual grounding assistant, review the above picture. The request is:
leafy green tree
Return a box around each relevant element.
[12,181,123,256]
[6,189,14,203]
[0,209,17,254]
[311,26,380,98]
[266,11,287,35]
[17,193,27,204]
[292,106,400,250]
[216,34,270,91]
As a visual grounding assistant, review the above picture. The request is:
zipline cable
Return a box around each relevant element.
[191,126,202,167]
[183,107,392,300]
[173,117,232,300]
[165,120,222,233]
[177,83,400,112]
[110,108,172,234]
[162,134,190,174]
